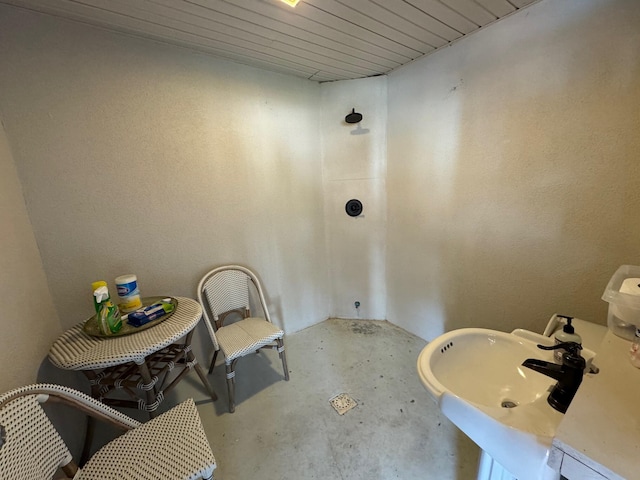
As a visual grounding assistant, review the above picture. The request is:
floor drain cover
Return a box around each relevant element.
[329,393,358,415]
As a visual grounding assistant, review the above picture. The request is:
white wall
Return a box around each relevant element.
[0,118,62,392]
[387,0,640,341]
[2,0,639,385]
[320,77,387,320]
[0,5,329,341]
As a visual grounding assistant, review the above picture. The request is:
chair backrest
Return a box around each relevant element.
[0,388,73,480]
[0,384,140,480]
[197,265,272,349]
[204,268,251,318]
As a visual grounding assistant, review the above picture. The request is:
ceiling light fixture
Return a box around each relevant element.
[279,0,301,6]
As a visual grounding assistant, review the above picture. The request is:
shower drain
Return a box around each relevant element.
[329,393,358,415]
[501,400,518,408]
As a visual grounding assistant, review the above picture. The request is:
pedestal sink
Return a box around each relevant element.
[417,328,595,480]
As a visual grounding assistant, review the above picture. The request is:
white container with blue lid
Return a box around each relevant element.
[115,274,143,313]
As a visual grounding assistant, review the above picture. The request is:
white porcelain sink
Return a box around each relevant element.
[417,328,595,480]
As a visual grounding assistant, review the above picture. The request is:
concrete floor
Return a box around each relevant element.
[168,318,480,480]
[88,318,479,479]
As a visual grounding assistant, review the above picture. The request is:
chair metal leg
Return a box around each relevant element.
[208,350,219,375]
[277,338,290,381]
[80,415,96,466]
[225,360,238,413]
[61,460,79,478]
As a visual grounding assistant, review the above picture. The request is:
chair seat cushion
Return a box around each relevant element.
[76,399,216,480]
[216,317,284,361]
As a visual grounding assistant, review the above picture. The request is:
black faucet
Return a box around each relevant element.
[522,342,586,414]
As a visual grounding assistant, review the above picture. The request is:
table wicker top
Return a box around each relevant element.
[48,297,202,370]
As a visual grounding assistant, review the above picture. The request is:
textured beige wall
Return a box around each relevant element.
[0,5,329,337]
[320,77,388,320]
[0,119,61,392]
[2,0,639,363]
[387,0,640,340]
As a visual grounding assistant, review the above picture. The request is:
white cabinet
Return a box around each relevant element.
[549,332,638,480]
[549,446,614,480]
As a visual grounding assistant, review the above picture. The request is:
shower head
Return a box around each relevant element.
[345,108,363,124]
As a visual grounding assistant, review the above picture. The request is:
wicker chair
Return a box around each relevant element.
[197,265,290,413]
[0,383,216,480]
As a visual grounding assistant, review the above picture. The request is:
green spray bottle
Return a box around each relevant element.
[93,283,123,335]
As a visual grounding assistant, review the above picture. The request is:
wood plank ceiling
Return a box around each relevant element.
[1,0,539,82]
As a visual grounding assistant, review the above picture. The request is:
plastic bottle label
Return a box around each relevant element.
[116,276,142,313]
[119,295,143,312]
[116,280,139,297]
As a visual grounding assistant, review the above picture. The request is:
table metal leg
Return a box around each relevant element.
[181,328,218,402]
[188,349,218,402]
[79,370,104,463]
[135,359,159,418]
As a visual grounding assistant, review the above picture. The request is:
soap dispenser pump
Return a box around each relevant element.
[554,316,582,363]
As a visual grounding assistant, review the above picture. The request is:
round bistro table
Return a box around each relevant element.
[49,296,217,462]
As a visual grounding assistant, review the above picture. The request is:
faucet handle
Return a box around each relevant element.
[537,341,583,353]
[537,342,586,369]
